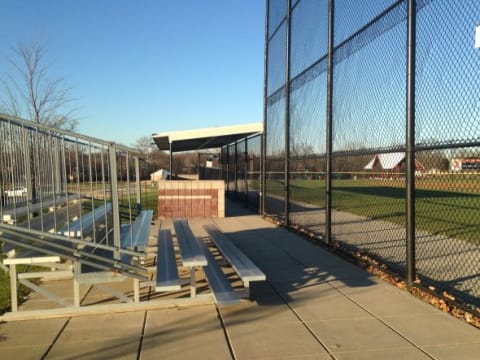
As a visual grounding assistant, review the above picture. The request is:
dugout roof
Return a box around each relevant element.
[152,123,262,152]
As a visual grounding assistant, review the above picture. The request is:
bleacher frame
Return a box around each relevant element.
[0,114,164,319]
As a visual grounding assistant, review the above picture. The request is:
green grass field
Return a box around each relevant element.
[265,176,480,244]
[0,263,39,315]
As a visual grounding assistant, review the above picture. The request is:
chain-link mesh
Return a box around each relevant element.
[416,0,480,147]
[290,0,329,78]
[226,143,236,198]
[259,0,480,312]
[332,153,407,271]
[236,139,247,202]
[268,0,287,38]
[247,135,262,211]
[331,1,408,274]
[413,0,480,305]
[268,23,287,96]
[289,68,328,235]
[334,0,399,46]
[266,93,286,218]
[220,135,262,211]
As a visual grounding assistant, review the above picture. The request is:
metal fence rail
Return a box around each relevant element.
[226,0,480,313]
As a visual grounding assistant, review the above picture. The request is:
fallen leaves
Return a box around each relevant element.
[262,214,480,330]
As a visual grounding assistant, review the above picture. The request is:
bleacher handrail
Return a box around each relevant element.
[0,113,139,155]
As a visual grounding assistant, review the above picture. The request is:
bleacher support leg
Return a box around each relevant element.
[73,261,81,307]
[190,268,196,298]
[133,278,140,303]
[9,264,18,312]
[244,283,250,299]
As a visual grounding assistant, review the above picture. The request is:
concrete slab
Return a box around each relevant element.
[219,299,299,325]
[46,337,140,360]
[287,283,373,321]
[46,312,146,359]
[0,344,53,360]
[0,318,68,359]
[60,312,145,340]
[226,320,330,359]
[423,342,480,360]
[329,278,438,317]
[0,318,67,346]
[382,313,480,346]
[141,306,231,360]
[333,348,431,360]
[307,317,416,353]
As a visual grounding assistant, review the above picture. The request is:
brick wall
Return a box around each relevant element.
[158,180,225,218]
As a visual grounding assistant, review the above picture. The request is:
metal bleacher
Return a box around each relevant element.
[0,114,266,321]
[0,114,154,316]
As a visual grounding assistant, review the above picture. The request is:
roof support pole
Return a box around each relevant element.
[226,146,230,194]
[169,142,172,180]
[234,142,238,199]
[406,0,417,285]
[198,152,201,179]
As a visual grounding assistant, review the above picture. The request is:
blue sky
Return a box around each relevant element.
[0,1,266,146]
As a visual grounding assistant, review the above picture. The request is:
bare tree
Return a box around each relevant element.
[133,136,171,179]
[134,136,154,155]
[1,42,78,130]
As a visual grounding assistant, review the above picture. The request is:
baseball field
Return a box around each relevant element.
[264,173,480,244]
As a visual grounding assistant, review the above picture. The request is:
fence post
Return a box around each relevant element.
[325,0,334,244]
[226,146,230,196]
[406,0,417,285]
[169,142,173,180]
[245,139,249,207]
[109,143,121,260]
[284,0,291,226]
[135,156,141,211]
[261,0,270,216]
[23,128,33,202]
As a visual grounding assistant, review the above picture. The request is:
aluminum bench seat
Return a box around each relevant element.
[173,218,207,267]
[200,238,240,306]
[155,229,181,292]
[120,210,153,252]
[58,203,112,239]
[204,224,266,298]
[2,194,73,223]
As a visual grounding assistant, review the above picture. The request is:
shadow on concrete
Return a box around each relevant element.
[219,225,377,308]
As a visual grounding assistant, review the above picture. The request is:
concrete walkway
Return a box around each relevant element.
[1,201,479,359]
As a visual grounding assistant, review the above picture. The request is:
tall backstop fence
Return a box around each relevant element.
[259,0,480,312]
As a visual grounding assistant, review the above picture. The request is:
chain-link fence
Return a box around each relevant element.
[260,0,480,312]
[222,134,262,211]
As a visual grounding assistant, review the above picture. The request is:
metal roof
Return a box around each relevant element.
[364,152,405,170]
[152,123,262,152]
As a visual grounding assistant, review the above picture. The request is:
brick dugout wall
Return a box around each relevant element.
[158,180,225,218]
